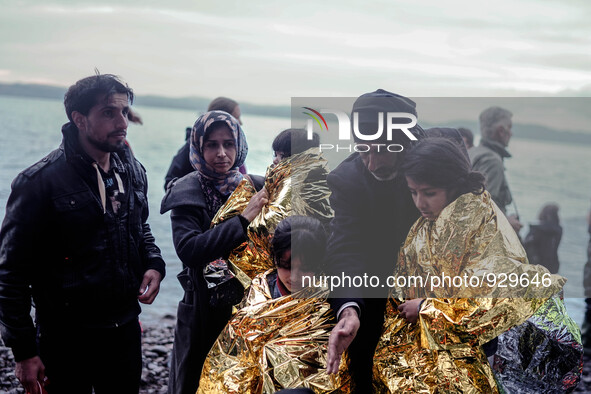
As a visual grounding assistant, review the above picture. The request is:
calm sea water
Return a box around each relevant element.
[0,95,589,326]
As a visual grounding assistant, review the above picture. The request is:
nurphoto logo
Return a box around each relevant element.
[302,107,417,152]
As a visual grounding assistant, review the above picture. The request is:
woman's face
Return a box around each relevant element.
[202,124,237,174]
[276,250,315,293]
[406,177,450,220]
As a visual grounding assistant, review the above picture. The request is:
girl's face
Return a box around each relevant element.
[276,250,315,293]
[272,151,288,166]
[406,177,450,220]
[202,125,237,174]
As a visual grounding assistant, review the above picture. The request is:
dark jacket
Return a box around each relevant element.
[524,222,562,274]
[164,141,193,190]
[325,152,420,391]
[160,171,264,394]
[0,122,165,362]
[160,172,263,270]
[326,153,420,310]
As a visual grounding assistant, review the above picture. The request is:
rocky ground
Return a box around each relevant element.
[575,355,591,393]
[0,315,175,394]
[2,320,591,393]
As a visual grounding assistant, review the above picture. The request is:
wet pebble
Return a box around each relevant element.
[0,316,176,394]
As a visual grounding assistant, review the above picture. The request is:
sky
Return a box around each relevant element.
[1,0,591,105]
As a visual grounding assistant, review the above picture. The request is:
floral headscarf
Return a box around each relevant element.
[190,111,248,214]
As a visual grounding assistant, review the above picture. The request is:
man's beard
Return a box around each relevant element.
[88,132,126,153]
[371,172,397,181]
[370,168,398,181]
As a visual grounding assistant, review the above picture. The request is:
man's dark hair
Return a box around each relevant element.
[425,127,469,160]
[272,128,319,156]
[457,127,474,148]
[64,73,133,122]
[208,97,239,114]
[271,216,327,272]
[402,137,485,201]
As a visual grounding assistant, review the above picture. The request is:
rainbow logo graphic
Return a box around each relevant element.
[302,107,328,131]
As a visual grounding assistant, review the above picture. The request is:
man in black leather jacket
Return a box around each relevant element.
[0,74,166,394]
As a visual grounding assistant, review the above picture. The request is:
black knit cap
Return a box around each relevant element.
[351,89,423,144]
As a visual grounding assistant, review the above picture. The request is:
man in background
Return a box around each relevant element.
[469,106,523,233]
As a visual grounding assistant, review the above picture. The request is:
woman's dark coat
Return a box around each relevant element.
[161,171,263,394]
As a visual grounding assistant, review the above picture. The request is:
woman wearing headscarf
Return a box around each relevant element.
[164,96,246,189]
[161,110,268,394]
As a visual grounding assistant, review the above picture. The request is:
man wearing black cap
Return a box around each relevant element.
[325,89,423,391]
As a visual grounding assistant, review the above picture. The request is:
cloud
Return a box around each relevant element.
[1,1,591,104]
[36,5,116,14]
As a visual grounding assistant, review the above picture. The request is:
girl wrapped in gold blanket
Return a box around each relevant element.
[373,137,567,393]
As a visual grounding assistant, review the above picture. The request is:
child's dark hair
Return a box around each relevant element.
[271,216,326,272]
[402,136,485,201]
[272,128,320,157]
[64,73,133,122]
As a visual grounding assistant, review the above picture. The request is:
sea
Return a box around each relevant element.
[0,95,589,327]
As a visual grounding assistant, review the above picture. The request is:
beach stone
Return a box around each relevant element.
[151,345,169,355]
[141,369,151,384]
[1,321,175,393]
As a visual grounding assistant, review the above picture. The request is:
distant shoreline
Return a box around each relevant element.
[0,82,291,119]
[2,83,591,145]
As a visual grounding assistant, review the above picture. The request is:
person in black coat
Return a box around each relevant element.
[324,89,424,392]
[160,110,267,394]
[0,74,165,394]
[524,203,562,274]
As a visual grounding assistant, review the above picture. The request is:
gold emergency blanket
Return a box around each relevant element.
[197,270,351,393]
[211,148,333,286]
[373,191,566,393]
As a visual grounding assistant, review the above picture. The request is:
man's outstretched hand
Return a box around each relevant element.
[327,306,360,374]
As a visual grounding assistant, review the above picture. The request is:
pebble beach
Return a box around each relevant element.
[0,316,175,394]
[2,317,591,392]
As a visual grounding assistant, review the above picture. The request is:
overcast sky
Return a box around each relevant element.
[1,0,591,105]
